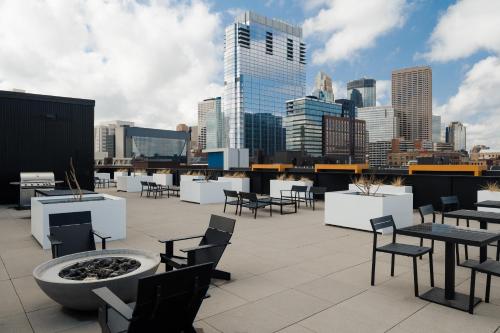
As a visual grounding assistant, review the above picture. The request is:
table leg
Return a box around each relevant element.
[444,241,455,299]
[479,220,487,262]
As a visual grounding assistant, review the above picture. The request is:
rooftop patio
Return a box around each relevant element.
[1,188,500,333]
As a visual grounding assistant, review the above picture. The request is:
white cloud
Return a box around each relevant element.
[303,0,408,64]
[436,56,500,148]
[422,0,500,62]
[0,0,223,128]
[375,80,391,106]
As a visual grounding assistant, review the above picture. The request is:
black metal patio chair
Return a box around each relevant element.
[468,259,500,314]
[281,185,309,208]
[159,215,235,281]
[223,190,240,214]
[440,195,469,263]
[166,185,180,198]
[95,177,106,189]
[93,262,213,332]
[418,204,436,258]
[140,181,151,197]
[306,186,327,210]
[370,215,434,297]
[47,211,110,258]
[239,192,272,219]
[148,182,167,199]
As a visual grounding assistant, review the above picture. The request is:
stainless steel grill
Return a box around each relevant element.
[19,172,56,207]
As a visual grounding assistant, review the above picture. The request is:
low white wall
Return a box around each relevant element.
[152,174,173,187]
[180,180,231,204]
[117,175,153,192]
[270,179,313,198]
[217,177,250,192]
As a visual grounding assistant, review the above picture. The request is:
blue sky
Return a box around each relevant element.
[0,0,499,148]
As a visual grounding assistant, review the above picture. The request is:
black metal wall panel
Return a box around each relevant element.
[0,91,95,204]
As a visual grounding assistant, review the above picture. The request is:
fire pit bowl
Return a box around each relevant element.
[33,249,160,311]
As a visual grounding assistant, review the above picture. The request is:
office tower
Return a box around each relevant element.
[94,120,135,158]
[432,115,441,142]
[205,106,224,149]
[197,97,221,150]
[176,123,189,132]
[311,71,334,102]
[368,141,392,168]
[223,11,306,157]
[392,66,432,141]
[446,121,467,151]
[347,78,376,108]
[323,115,367,163]
[357,106,399,142]
[284,96,343,156]
[190,126,199,151]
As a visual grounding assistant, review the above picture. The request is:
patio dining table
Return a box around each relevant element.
[398,223,500,312]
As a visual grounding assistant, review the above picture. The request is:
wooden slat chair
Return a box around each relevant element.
[159,215,235,281]
[93,263,213,332]
[370,215,434,297]
[47,211,110,258]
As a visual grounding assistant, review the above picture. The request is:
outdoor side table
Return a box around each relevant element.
[444,209,500,265]
[398,223,500,312]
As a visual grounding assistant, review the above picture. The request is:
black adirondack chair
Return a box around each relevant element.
[238,192,272,219]
[440,195,469,263]
[159,215,235,281]
[47,211,110,258]
[93,262,213,332]
[223,190,240,214]
[370,215,434,297]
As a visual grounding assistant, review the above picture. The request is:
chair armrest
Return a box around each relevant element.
[159,234,204,243]
[93,287,133,321]
[180,242,230,253]
[92,230,111,240]
[47,234,62,245]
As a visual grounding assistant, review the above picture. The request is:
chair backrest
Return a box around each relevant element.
[418,204,435,223]
[128,263,213,333]
[239,191,257,202]
[291,185,308,192]
[309,186,327,195]
[223,190,239,200]
[48,211,95,257]
[208,214,236,234]
[140,181,149,186]
[440,195,459,211]
[369,215,396,233]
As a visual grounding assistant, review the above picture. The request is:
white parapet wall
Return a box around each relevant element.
[180,180,232,204]
[217,177,250,192]
[31,194,126,249]
[152,174,173,187]
[348,184,412,195]
[116,175,153,192]
[270,179,313,198]
[325,190,413,234]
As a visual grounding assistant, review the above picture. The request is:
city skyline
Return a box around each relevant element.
[0,1,499,148]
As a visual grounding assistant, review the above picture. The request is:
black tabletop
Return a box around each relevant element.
[475,200,500,209]
[398,223,500,246]
[35,189,96,196]
[444,209,500,223]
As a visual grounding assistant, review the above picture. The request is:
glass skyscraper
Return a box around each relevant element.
[347,78,376,108]
[223,11,306,157]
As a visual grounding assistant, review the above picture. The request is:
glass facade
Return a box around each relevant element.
[223,11,306,157]
[284,97,342,157]
[347,78,376,108]
[198,97,221,150]
[357,106,399,142]
[205,107,224,149]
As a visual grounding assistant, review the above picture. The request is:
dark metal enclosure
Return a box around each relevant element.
[0,90,95,204]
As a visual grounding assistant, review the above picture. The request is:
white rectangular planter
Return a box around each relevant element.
[348,184,412,195]
[94,172,111,180]
[217,177,250,192]
[116,176,153,192]
[325,191,413,234]
[270,179,313,198]
[113,171,128,179]
[477,190,500,212]
[180,180,232,204]
[152,174,173,187]
[180,175,205,182]
[31,194,126,249]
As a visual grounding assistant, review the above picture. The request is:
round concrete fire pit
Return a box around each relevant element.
[33,249,160,311]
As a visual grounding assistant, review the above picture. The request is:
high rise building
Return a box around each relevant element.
[368,141,393,168]
[347,78,376,108]
[223,11,306,157]
[446,121,466,151]
[432,115,441,142]
[197,97,221,150]
[94,120,135,158]
[391,66,432,141]
[323,115,367,163]
[205,107,224,149]
[190,126,199,151]
[284,96,343,157]
[311,71,334,102]
[357,106,399,142]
